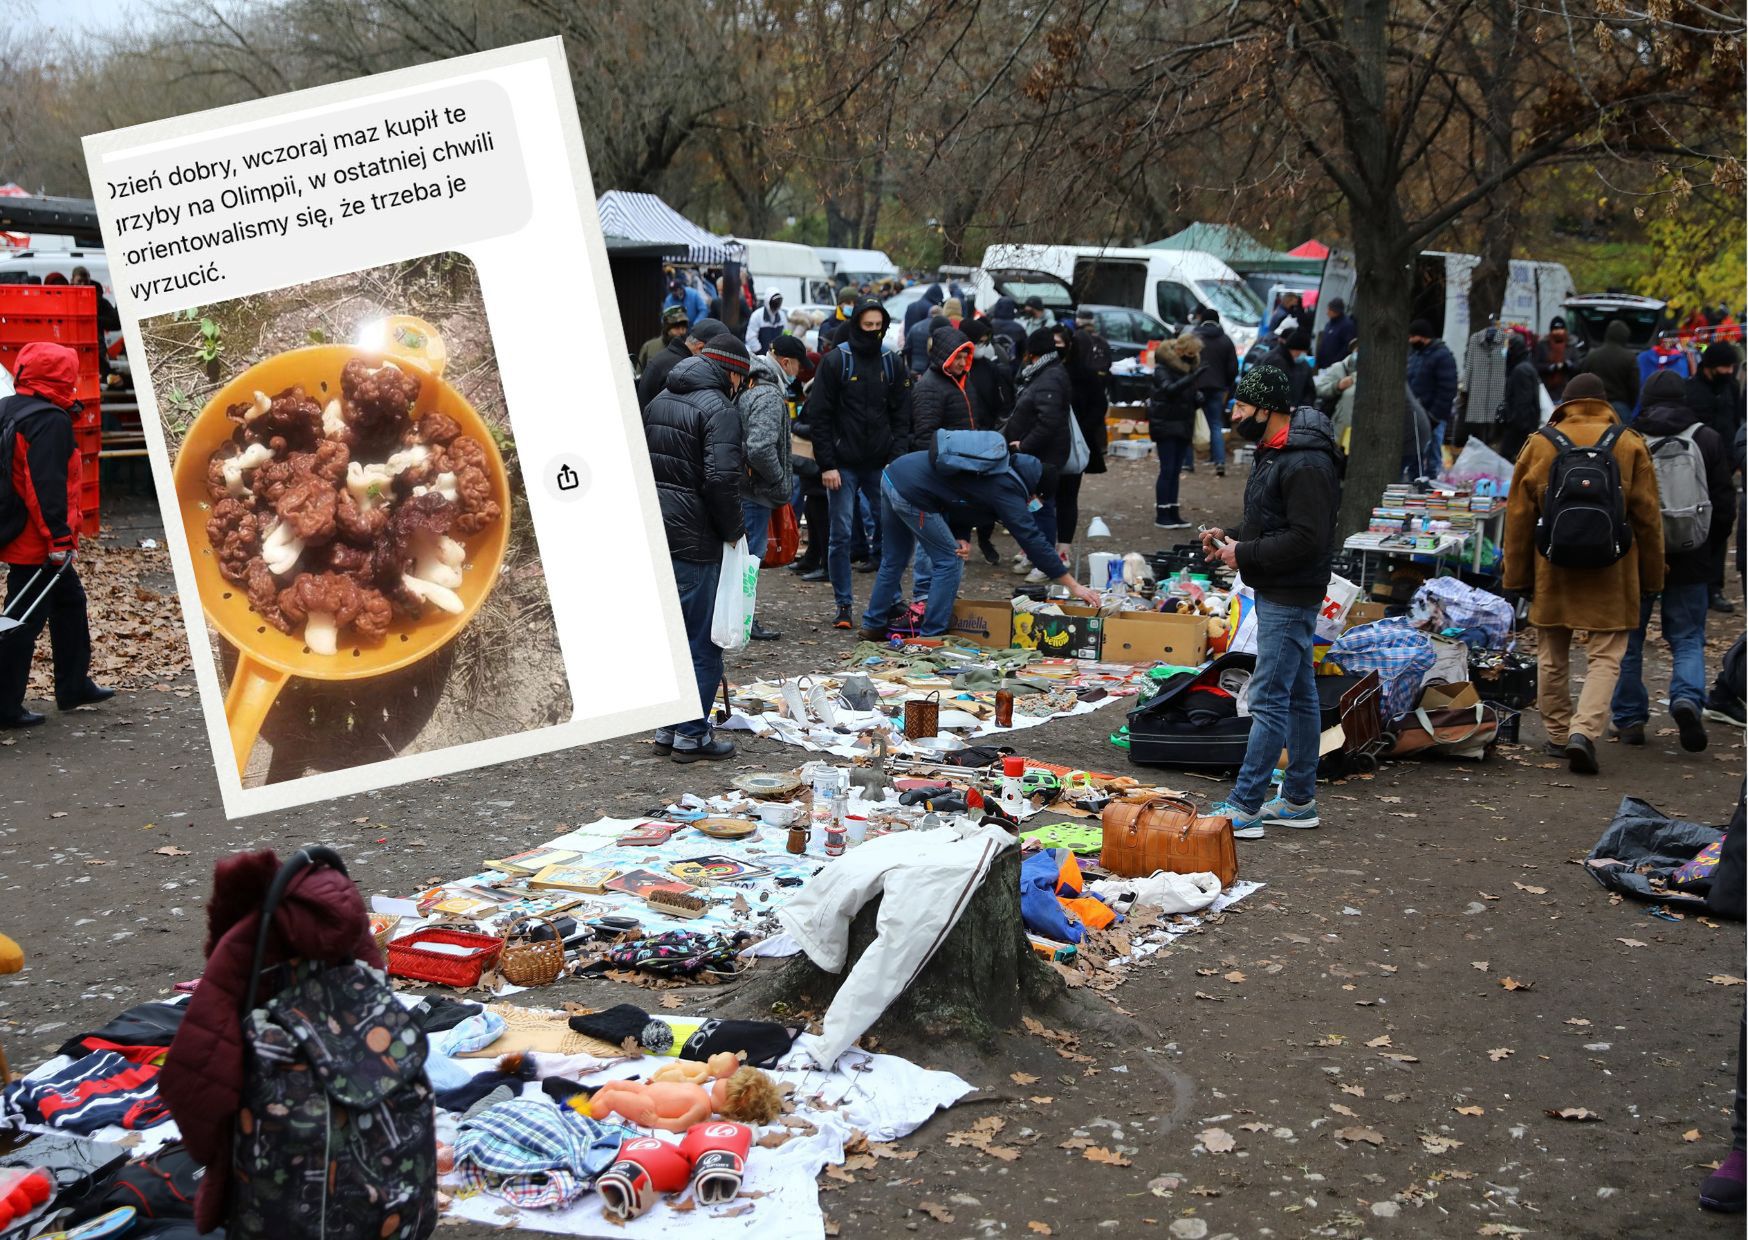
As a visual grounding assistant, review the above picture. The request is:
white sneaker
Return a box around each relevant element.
[1010,554,1030,576]
[1025,567,1049,583]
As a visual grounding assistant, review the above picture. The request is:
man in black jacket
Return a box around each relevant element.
[637,317,726,411]
[804,296,911,628]
[1200,365,1342,838]
[1688,343,1744,613]
[643,339,750,761]
[1004,328,1075,568]
[1258,328,1315,410]
[1194,308,1239,476]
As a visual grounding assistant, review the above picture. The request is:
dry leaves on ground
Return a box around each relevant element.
[1083,1146,1132,1166]
[1365,1035,1393,1048]
[1028,1224,1053,1236]
[917,1202,955,1224]
[945,1115,1020,1162]
[1488,1047,1514,1061]
[1545,1107,1602,1122]
[1010,1072,1038,1086]
[1420,1133,1464,1154]
[1512,882,1548,895]
[1709,975,1746,986]
[152,845,190,857]
[1683,1129,1702,1142]
[1616,938,1647,948]
[1020,1015,1095,1063]
[1199,1127,1236,1154]
[1499,977,1532,991]
[32,543,192,697]
[1335,1125,1385,1146]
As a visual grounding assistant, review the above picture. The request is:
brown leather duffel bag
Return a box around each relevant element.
[1101,795,1238,887]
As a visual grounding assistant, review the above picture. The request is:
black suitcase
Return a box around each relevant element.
[1126,652,1364,772]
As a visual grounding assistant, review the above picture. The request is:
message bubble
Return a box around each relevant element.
[83,41,695,818]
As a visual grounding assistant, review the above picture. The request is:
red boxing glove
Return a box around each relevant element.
[596,1136,690,1222]
[679,1121,753,1205]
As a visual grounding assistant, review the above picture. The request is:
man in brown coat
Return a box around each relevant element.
[1504,373,1665,775]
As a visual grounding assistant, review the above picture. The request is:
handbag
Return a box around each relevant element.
[1386,681,1499,759]
[762,504,799,569]
[1100,795,1238,887]
[1064,412,1091,475]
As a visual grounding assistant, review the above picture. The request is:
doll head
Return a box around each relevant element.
[705,1051,741,1079]
[711,1066,782,1125]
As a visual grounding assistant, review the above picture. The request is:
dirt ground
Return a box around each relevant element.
[1,457,1743,1240]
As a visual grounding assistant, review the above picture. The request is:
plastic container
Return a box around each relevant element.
[844,815,868,846]
[0,1167,53,1228]
[385,927,504,987]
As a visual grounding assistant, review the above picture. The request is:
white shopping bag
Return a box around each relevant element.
[1314,573,1362,644]
[710,537,758,651]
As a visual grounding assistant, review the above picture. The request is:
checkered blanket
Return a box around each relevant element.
[453,1096,631,1208]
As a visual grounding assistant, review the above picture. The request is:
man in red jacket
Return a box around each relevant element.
[0,341,112,727]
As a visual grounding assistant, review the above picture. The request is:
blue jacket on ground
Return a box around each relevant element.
[883,450,1066,579]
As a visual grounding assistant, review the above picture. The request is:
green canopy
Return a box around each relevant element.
[1147,221,1324,277]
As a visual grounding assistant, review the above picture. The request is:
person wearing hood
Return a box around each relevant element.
[1057,309,1110,549]
[1686,342,1744,613]
[1531,315,1582,400]
[1194,308,1239,476]
[644,338,751,761]
[906,303,944,374]
[1576,318,1641,418]
[1314,298,1357,371]
[1503,373,1665,777]
[638,306,691,378]
[903,283,945,336]
[0,341,112,728]
[1497,332,1545,459]
[987,295,1027,360]
[1020,295,1054,330]
[803,295,912,629]
[663,273,710,325]
[1259,327,1316,411]
[1003,328,1076,578]
[1201,365,1342,838]
[638,316,727,411]
[1633,329,1691,415]
[860,448,1100,641]
[909,325,977,450]
[737,335,804,642]
[745,290,787,355]
[1148,333,1209,529]
[1607,368,1733,751]
[1406,319,1458,473]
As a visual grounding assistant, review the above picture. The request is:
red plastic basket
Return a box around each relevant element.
[385,927,504,987]
[76,423,101,538]
[0,286,97,317]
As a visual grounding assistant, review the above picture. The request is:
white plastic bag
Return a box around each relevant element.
[1314,573,1362,643]
[710,537,757,651]
[1192,408,1211,449]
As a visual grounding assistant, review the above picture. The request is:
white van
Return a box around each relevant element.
[730,237,835,308]
[971,243,1266,356]
[813,246,899,288]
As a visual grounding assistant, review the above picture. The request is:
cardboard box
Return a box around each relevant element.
[1344,601,1387,630]
[948,598,1013,649]
[1013,604,1103,660]
[1102,610,1209,665]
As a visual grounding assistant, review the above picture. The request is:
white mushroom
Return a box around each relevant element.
[345,461,396,511]
[243,389,272,422]
[386,444,429,475]
[412,471,459,503]
[412,533,465,590]
[221,441,275,498]
[303,612,338,655]
[261,518,304,577]
[321,398,346,439]
[401,572,464,614]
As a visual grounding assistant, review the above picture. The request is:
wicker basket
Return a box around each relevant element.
[903,691,941,739]
[369,913,402,958]
[499,914,567,987]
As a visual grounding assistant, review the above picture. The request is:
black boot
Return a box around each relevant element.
[749,620,781,642]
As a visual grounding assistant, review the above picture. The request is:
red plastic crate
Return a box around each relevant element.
[0,315,99,347]
[0,286,97,317]
[75,420,101,537]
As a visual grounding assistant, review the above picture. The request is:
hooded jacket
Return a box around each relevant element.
[885,450,1065,579]
[1234,407,1343,607]
[1405,336,1458,425]
[1147,338,1210,443]
[1314,312,1358,370]
[909,327,977,450]
[965,334,1015,429]
[1,341,83,564]
[1258,342,1315,410]
[987,296,1027,359]
[803,296,910,472]
[745,290,786,354]
[1532,329,1580,400]
[158,850,381,1234]
[1498,353,1544,460]
[1067,326,1110,474]
[1003,352,1074,485]
[1503,397,1664,631]
[903,283,945,335]
[906,311,942,374]
[1577,319,1641,407]
[1634,372,1735,586]
[643,355,747,562]
[636,334,694,411]
[1685,366,1745,446]
[738,353,796,509]
[1193,320,1239,390]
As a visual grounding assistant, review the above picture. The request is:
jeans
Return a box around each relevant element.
[1229,598,1321,813]
[863,476,962,636]
[1155,438,1188,511]
[827,465,883,607]
[1423,419,1447,476]
[0,562,91,713]
[1611,583,1709,727]
[667,556,723,741]
[1202,391,1227,466]
[742,500,770,561]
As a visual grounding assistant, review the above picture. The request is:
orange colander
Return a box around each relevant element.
[169,316,511,776]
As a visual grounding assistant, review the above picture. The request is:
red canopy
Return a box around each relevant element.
[1287,239,1329,259]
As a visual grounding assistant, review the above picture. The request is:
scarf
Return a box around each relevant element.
[1019,352,1058,384]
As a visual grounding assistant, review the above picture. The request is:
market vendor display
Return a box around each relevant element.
[860,442,1099,641]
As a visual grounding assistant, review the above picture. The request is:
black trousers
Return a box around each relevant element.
[1054,472,1083,546]
[0,563,91,712]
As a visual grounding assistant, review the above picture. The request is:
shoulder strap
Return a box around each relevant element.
[1539,425,1573,453]
[241,845,349,1015]
[1594,423,1626,456]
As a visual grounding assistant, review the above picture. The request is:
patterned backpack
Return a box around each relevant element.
[230,848,437,1240]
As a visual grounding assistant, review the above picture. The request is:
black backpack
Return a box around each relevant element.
[1534,424,1632,569]
[0,394,50,548]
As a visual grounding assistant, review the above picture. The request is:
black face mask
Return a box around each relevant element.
[1235,412,1269,442]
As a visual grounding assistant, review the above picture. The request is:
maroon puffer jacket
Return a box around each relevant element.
[159,850,382,1233]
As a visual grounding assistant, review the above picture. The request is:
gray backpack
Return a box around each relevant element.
[1646,426,1712,553]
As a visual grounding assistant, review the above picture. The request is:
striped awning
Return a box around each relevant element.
[597,191,743,265]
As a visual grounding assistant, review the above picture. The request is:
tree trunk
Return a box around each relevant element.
[725,844,1062,1050]
[826,200,860,248]
[1338,215,1418,537]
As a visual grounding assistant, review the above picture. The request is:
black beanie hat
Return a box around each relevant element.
[1235,364,1293,414]
[1409,319,1435,339]
[1285,328,1313,352]
[688,317,728,344]
[1701,341,1740,368]
[700,336,752,375]
[769,334,808,361]
[1026,327,1057,357]
[569,1004,674,1054]
[1641,367,1687,405]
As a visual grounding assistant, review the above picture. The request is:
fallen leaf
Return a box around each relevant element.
[1499,977,1532,991]
[1379,1051,1420,1063]
[153,845,190,857]
[1083,1146,1132,1166]
[83,859,111,866]
[1488,1047,1514,1061]
[1615,937,1647,948]
[1544,1107,1602,1122]
[1564,1017,1591,1027]
[1028,1224,1053,1236]
[822,1165,855,1184]
[1334,1125,1385,1146]
[1455,1105,1486,1116]
[1365,1034,1394,1048]
[1028,1095,1054,1105]
[1057,1136,1093,1150]
[1471,961,1489,971]
[1193,991,1224,1001]
[1239,1121,1269,1132]
[50,811,67,819]
[756,1131,792,1149]
[1198,1127,1236,1153]
[1683,1128,1702,1143]
[1222,970,1246,983]
[658,993,685,1010]
[917,1202,955,1224]
[713,1203,754,1218]
[1709,975,1746,986]
[1330,1103,1359,1118]
[1420,1133,1464,1153]
[1478,1226,1534,1236]
[1340,1084,1366,1097]
[1010,1072,1038,1086]
[1512,882,1548,895]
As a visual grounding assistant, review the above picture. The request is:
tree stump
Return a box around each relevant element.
[723,841,1064,1049]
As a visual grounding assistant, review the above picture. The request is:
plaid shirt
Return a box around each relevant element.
[454,1097,631,1209]
[1329,618,1436,719]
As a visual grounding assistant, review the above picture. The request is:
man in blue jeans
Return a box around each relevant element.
[642,339,751,762]
[860,448,1101,640]
[1200,365,1342,837]
[803,296,911,629]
